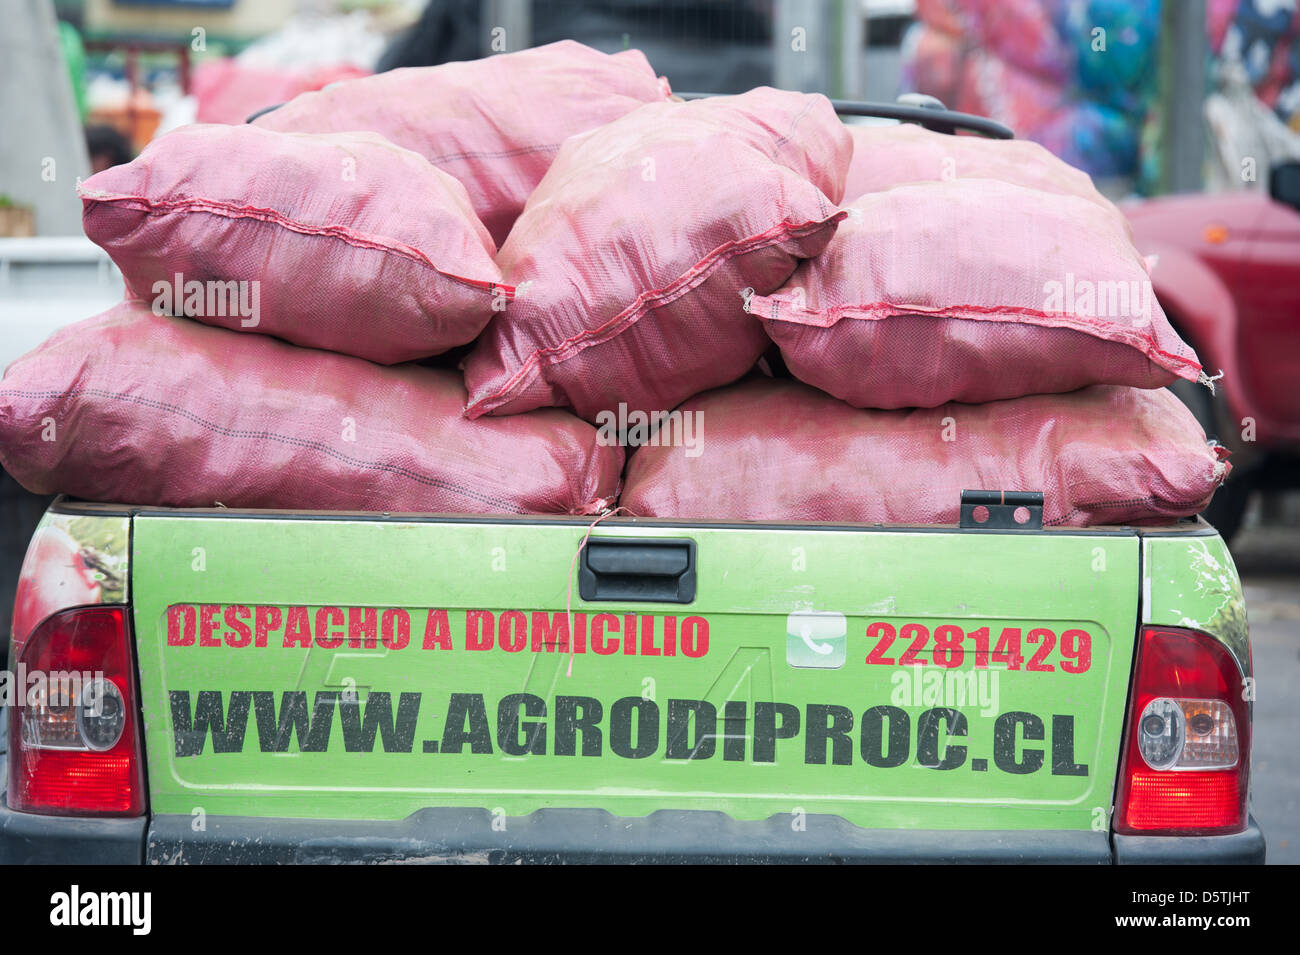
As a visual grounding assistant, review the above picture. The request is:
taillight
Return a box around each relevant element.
[6,606,145,816]
[1114,626,1250,835]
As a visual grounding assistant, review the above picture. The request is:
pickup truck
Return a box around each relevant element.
[0,101,1266,866]
[0,495,1265,864]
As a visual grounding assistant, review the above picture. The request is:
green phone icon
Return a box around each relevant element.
[785,611,847,669]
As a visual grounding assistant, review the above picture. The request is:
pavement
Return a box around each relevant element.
[1231,519,1300,865]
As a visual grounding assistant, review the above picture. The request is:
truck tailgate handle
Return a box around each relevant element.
[579,538,697,603]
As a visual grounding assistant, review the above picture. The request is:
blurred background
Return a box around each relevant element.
[4,0,1300,223]
[1,0,1298,858]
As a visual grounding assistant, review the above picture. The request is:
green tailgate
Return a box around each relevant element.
[131,515,1140,831]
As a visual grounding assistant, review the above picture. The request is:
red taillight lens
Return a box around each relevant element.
[1115,627,1250,835]
[7,606,145,816]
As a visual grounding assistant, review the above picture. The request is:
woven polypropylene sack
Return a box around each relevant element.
[0,303,623,515]
[192,58,369,125]
[620,378,1229,527]
[750,179,1201,410]
[843,122,1117,213]
[255,40,673,245]
[463,88,852,423]
[80,124,505,366]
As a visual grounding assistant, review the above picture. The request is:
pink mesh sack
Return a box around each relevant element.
[464,88,852,423]
[191,59,370,125]
[0,303,623,515]
[255,40,673,245]
[620,377,1229,527]
[750,179,1202,410]
[843,122,1115,211]
[79,124,506,366]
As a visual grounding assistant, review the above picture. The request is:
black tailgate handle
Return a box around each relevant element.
[579,538,697,603]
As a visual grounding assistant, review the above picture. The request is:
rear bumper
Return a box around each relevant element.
[142,809,1263,865]
[0,799,1265,864]
[0,798,144,864]
[148,808,1113,864]
[1113,820,1267,865]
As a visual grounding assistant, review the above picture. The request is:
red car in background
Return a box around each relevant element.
[1126,161,1300,542]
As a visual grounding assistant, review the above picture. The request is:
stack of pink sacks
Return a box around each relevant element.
[620,123,1225,526]
[0,42,1227,527]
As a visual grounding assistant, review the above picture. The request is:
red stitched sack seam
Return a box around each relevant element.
[81,192,514,298]
[751,295,1201,374]
[467,211,845,415]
